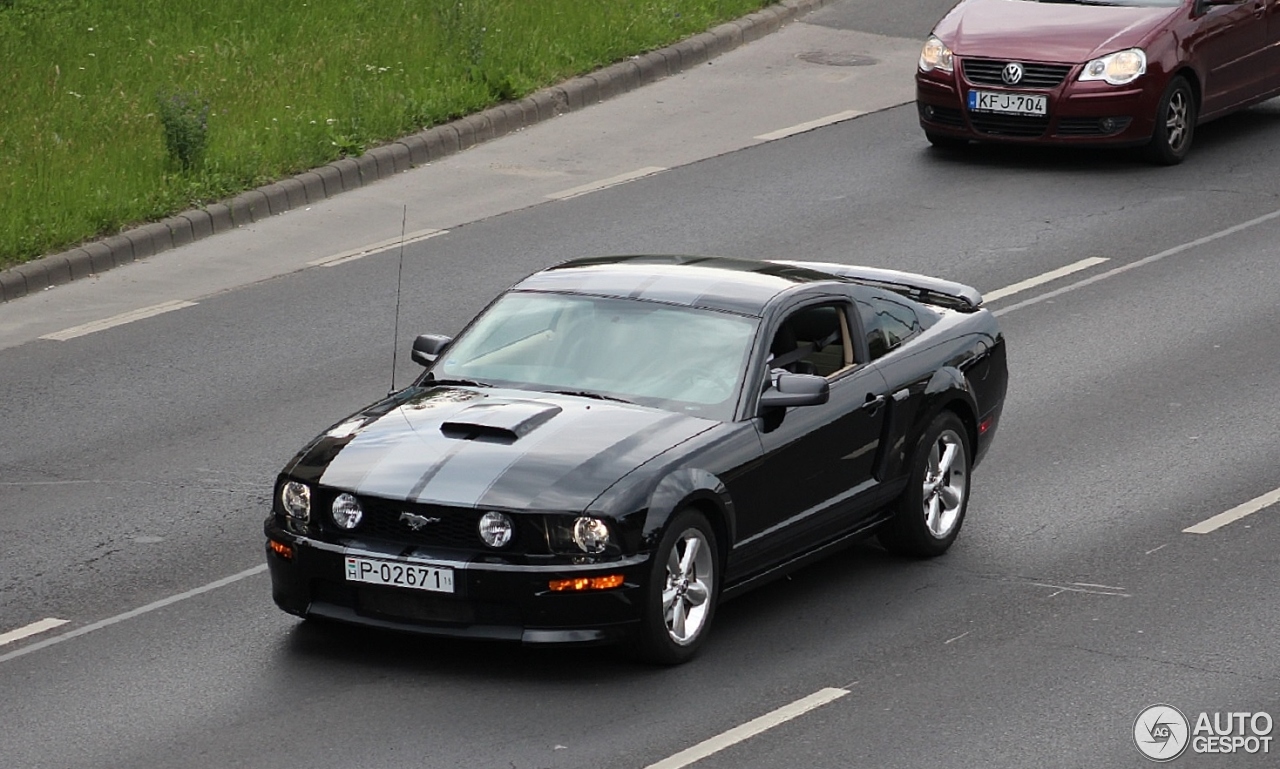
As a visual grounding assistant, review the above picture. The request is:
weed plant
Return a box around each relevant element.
[0,0,770,269]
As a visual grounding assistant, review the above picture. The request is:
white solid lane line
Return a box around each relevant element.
[307,227,448,267]
[546,166,667,200]
[1184,486,1280,534]
[0,618,69,647]
[754,110,863,141]
[995,206,1280,317]
[0,564,266,665]
[40,300,198,342]
[983,257,1109,303]
[643,687,850,769]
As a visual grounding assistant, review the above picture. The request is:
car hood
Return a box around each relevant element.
[285,386,717,512]
[936,0,1178,63]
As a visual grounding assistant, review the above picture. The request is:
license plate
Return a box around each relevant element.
[345,556,455,593]
[968,90,1047,116]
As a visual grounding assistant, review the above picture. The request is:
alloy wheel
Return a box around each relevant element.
[1165,90,1189,154]
[922,428,968,538]
[662,528,713,645]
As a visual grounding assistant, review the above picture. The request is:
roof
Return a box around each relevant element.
[513,255,838,316]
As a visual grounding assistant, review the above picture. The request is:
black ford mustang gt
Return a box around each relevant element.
[265,255,1007,663]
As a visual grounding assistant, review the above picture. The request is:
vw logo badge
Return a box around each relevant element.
[1002,62,1024,85]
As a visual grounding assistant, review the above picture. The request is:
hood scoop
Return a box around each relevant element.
[440,400,563,443]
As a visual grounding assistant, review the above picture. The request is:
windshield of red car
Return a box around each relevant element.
[432,291,759,420]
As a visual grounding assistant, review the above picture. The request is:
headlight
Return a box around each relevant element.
[1079,48,1146,86]
[281,481,311,521]
[331,492,363,530]
[479,511,513,548]
[919,36,953,73]
[572,517,612,554]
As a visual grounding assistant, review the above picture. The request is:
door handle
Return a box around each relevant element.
[861,394,886,413]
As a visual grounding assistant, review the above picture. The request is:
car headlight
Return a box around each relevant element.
[572,517,612,554]
[1079,48,1146,86]
[281,481,311,522]
[479,511,514,548]
[331,492,363,530]
[919,36,954,73]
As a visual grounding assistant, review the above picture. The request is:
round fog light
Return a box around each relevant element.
[331,492,363,530]
[573,517,611,554]
[479,511,513,548]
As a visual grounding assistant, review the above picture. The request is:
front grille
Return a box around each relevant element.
[963,59,1071,89]
[316,492,545,552]
[969,113,1050,138]
[919,103,965,128]
[1055,116,1133,137]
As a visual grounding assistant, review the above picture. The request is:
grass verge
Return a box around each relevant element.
[0,0,773,270]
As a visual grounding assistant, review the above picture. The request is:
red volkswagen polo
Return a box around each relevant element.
[916,0,1280,164]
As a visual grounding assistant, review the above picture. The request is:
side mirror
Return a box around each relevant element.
[758,372,830,412]
[411,334,453,366]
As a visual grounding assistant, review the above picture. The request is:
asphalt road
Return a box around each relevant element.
[3,2,1279,768]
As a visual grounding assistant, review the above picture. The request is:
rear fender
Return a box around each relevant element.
[881,367,978,481]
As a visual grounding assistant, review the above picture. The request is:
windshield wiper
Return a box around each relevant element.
[424,377,492,388]
[549,389,634,404]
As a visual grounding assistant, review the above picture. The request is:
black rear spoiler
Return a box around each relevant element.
[772,260,984,312]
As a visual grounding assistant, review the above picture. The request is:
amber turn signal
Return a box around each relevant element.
[548,574,624,592]
[268,539,294,560]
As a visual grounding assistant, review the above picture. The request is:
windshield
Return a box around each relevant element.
[431,291,759,420]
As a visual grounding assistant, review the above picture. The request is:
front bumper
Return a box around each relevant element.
[916,64,1159,146]
[264,519,649,644]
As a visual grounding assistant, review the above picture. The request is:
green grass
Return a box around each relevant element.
[0,0,772,270]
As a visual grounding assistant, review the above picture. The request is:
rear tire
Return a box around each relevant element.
[1144,76,1196,165]
[878,412,971,557]
[633,509,719,665]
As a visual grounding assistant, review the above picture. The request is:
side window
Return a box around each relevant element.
[857,294,922,360]
[768,303,854,378]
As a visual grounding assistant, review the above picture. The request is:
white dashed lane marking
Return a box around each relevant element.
[0,618,69,647]
[754,110,863,141]
[643,687,850,769]
[1184,486,1280,534]
[39,300,197,341]
[546,166,667,200]
[0,565,266,665]
[983,257,1109,303]
[994,207,1280,317]
[307,227,448,267]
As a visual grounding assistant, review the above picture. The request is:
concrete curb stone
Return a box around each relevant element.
[0,0,834,303]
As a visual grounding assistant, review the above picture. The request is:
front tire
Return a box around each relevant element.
[878,411,971,557]
[1144,76,1196,165]
[633,509,719,665]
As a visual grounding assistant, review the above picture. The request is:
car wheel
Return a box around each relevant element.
[633,509,719,665]
[878,411,971,557]
[925,131,968,150]
[1144,76,1196,165]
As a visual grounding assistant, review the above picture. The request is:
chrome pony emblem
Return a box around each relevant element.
[400,511,441,531]
[1002,62,1024,85]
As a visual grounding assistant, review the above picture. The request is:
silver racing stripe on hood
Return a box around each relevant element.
[316,392,713,510]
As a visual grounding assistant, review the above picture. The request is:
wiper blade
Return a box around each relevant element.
[549,389,634,404]
[424,377,492,388]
